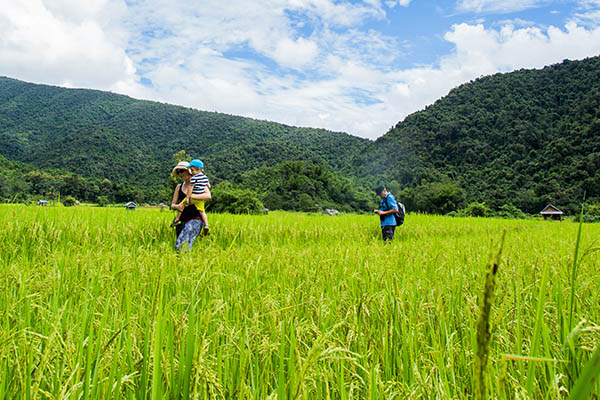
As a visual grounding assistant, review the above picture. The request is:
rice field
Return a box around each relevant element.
[0,205,599,399]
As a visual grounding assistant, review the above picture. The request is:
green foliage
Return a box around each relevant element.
[579,202,600,222]
[400,181,466,214]
[61,195,77,207]
[172,150,191,164]
[0,153,161,204]
[354,56,600,215]
[207,182,264,214]
[459,202,492,217]
[96,195,109,207]
[569,345,600,400]
[236,161,371,212]
[495,204,527,219]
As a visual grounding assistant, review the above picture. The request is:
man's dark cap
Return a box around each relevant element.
[374,184,385,195]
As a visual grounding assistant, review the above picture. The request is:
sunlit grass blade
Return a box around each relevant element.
[568,201,585,332]
[151,287,165,400]
[180,303,197,399]
[501,354,561,363]
[568,345,600,399]
[525,260,550,397]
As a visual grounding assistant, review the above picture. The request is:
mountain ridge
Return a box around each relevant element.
[352,56,600,213]
[2,55,600,214]
[0,76,370,192]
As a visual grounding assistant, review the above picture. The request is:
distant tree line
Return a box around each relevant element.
[0,152,374,213]
[0,154,164,204]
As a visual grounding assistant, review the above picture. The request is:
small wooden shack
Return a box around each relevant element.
[125,201,137,211]
[540,204,564,221]
[37,200,48,206]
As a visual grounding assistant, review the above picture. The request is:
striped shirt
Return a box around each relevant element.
[190,173,209,194]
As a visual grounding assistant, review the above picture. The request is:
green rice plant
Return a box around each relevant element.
[568,202,585,332]
[1,206,599,398]
[151,286,165,400]
[524,259,550,397]
[568,345,600,399]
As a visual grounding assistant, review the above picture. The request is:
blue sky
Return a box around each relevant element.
[1,0,600,139]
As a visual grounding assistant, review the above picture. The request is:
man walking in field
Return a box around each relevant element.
[374,184,399,242]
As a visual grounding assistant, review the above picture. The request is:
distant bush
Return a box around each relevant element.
[237,161,371,212]
[207,184,264,214]
[573,203,600,222]
[400,181,466,215]
[579,214,600,223]
[495,204,527,219]
[459,202,491,217]
[97,196,110,207]
[62,196,77,207]
[297,193,320,212]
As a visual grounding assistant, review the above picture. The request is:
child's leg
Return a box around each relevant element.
[170,209,183,226]
[200,211,209,227]
[191,200,208,232]
[200,211,209,234]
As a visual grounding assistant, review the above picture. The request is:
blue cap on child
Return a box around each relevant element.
[187,159,204,169]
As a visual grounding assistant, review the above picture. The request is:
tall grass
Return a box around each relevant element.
[1,205,599,398]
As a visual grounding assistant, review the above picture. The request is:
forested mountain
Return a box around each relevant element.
[2,56,600,214]
[352,56,600,214]
[0,77,369,202]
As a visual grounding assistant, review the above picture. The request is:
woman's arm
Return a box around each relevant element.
[171,184,185,211]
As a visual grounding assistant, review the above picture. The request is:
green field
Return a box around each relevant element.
[1,205,599,399]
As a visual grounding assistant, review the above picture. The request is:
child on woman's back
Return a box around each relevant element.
[171,159,210,233]
[185,159,210,233]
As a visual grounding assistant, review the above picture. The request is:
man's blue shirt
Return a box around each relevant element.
[379,193,398,227]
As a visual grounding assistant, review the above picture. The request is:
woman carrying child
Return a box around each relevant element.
[170,161,211,251]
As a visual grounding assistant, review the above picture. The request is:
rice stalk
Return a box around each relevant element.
[474,230,506,400]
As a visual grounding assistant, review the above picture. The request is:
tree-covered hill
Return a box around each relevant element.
[352,56,600,214]
[3,56,600,214]
[0,77,370,196]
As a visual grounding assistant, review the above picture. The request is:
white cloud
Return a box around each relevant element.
[0,0,138,91]
[385,0,412,8]
[296,0,386,26]
[495,18,537,28]
[443,22,600,72]
[273,37,319,67]
[248,21,600,139]
[358,21,600,137]
[456,0,546,14]
[1,0,600,141]
[572,0,600,25]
